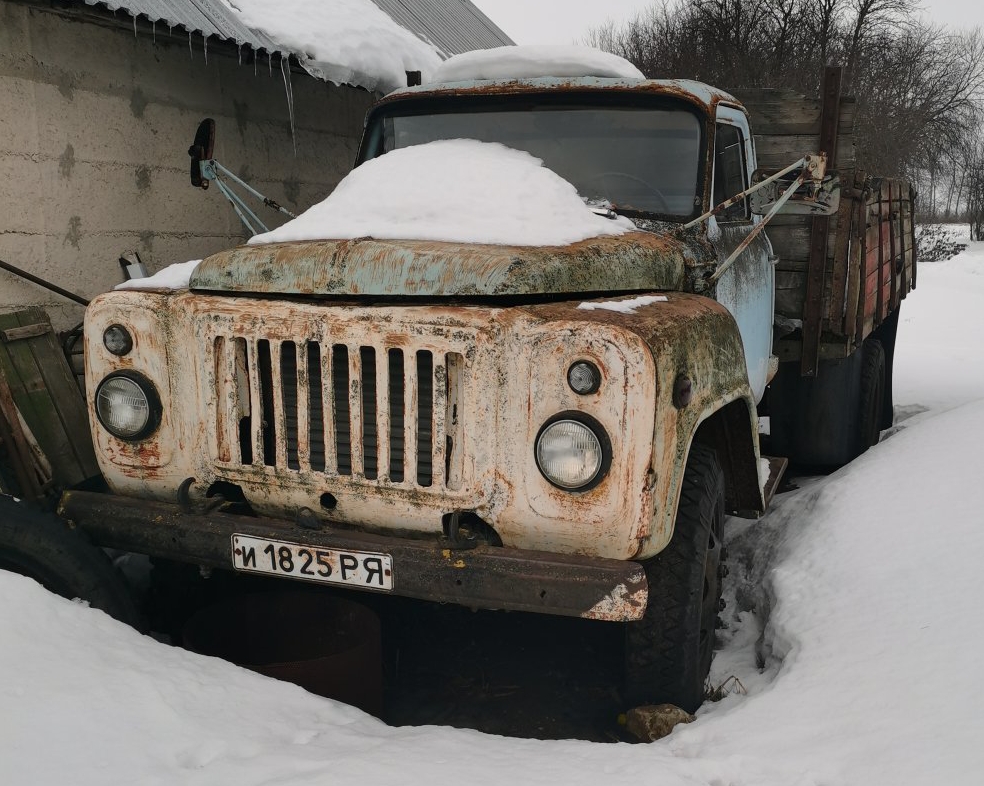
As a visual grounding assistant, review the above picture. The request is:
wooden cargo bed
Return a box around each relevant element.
[732,72,917,371]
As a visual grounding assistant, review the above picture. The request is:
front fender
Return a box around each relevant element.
[525,293,763,560]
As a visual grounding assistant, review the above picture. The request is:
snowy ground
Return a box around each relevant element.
[2,228,983,784]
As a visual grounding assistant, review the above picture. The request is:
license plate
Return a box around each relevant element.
[232,535,393,591]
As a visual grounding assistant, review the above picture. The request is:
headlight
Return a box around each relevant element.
[535,415,610,490]
[95,372,161,441]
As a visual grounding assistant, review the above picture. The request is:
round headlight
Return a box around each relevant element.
[103,324,133,356]
[535,416,609,490]
[95,373,160,441]
[567,361,601,395]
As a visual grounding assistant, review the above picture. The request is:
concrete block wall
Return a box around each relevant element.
[0,0,374,330]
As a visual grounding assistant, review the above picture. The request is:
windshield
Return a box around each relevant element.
[363,100,704,217]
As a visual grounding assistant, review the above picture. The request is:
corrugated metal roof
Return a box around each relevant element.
[83,0,282,52]
[369,0,513,55]
[82,0,512,59]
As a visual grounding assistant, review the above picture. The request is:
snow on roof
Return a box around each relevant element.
[428,45,645,84]
[83,0,512,93]
[249,139,636,247]
[216,0,441,93]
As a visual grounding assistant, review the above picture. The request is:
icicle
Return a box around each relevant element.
[238,43,242,66]
[132,15,137,37]
[268,51,273,77]
[280,55,297,155]
[152,21,156,43]
[203,34,208,65]
[188,31,193,60]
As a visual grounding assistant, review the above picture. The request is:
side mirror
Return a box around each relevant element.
[188,118,215,190]
[750,171,840,216]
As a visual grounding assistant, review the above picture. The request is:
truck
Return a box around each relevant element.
[0,51,915,715]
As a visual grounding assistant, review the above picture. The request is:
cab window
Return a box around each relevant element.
[713,123,749,220]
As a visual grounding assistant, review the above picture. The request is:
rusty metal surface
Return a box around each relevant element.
[383,77,739,115]
[517,293,763,557]
[58,490,648,622]
[84,280,759,564]
[191,232,692,298]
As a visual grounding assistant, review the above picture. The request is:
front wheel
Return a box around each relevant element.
[0,494,142,628]
[624,444,725,713]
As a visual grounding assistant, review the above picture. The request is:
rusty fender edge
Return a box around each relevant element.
[58,491,648,622]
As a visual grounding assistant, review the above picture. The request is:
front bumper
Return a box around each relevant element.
[58,491,648,622]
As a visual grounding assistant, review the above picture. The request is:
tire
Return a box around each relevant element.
[766,335,888,468]
[857,338,886,455]
[0,494,142,628]
[625,443,725,713]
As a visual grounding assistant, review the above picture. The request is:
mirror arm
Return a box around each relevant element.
[705,171,808,286]
[684,155,809,231]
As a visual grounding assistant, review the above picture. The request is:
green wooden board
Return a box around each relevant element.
[0,308,99,488]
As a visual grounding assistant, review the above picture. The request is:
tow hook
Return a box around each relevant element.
[442,510,479,551]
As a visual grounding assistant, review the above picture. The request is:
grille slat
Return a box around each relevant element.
[245,340,264,467]
[211,333,466,492]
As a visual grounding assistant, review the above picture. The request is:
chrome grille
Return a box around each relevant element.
[211,335,466,490]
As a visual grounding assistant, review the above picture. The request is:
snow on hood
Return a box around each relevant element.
[429,44,644,83]
[249,140,636,247]
[114,259,201,291]
[217,0,441,93]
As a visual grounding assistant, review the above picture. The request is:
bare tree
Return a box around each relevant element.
[588,1,984,191]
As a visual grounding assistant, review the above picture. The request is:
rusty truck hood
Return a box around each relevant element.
[190,231,704,298]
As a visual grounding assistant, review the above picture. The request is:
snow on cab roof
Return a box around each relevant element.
[395,45,736,111]
[428,45,645,82]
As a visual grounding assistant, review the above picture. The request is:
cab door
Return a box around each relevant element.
[710,105,775,403]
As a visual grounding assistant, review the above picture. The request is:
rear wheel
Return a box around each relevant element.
[0,494,142,628]
[857,338,886,454]
[625,444,725,713]
[766,336,889,468]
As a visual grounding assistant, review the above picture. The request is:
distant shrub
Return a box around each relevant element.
[916,225,967,262]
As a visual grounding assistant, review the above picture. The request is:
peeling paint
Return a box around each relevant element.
[582,578,647,621]
[130,87,148,118]
[135,165,151,193]
[58,143,75,178]
[192,232,696,298]
[64,215,82,249]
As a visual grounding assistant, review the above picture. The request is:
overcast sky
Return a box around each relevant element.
[473,0,984,46]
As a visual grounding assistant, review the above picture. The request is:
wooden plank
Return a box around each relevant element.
[775,271,806,317]
[1,323,53,343]
[754,136,856,170]
[854,195,869,343]
[0,308,99,487]
[736,99,855,135]
[733,87,855,133]
[800,66,843,377]
[0,371,45,500]
[888,181,899,312]
[827,171,858,333]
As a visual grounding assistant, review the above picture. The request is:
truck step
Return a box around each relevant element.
[761,455,789,507]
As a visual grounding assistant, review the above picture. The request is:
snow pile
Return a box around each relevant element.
[114,259,201,291]
[250,140,636,247]
[218,0,441,93]
[429,44,644,83]
[3,231,984,784]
